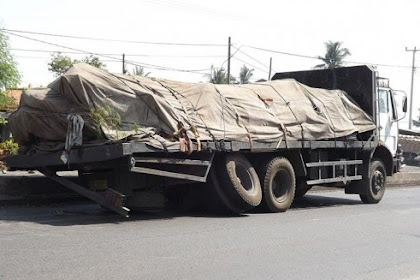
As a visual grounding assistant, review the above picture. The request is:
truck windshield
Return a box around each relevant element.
[378,89,389,113]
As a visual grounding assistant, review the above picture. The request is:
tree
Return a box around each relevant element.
[239,65,254,84]
[48,52,76,76]
[82,55,106,69]
[48,52,106,76]
[132,66,150,77]
[315,41,351,69]
[0,30,21,90]
[208,66,236,84]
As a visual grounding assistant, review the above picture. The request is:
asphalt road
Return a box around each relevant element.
[1,187,419,280]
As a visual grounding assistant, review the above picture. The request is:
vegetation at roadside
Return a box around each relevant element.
[48,52,107,76]
[0,138,19,155]
[207,64,254,85]
[239,65,254,84]
[315,41,351,69]
[132,66,151,77]
[0,29,21,90]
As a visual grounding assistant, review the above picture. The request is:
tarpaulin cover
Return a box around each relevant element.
[9,63,376,151]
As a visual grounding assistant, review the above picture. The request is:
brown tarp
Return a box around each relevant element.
[9,63,376,151]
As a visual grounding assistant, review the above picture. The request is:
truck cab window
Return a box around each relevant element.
[378,90,389,113]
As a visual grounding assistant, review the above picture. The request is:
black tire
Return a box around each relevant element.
[258,157,296,212]
[359,159,386,204]
[217,154,262,212]
[294,178,312,198]
[208,168,246,214]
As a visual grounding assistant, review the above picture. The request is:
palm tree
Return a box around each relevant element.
[132,66,150,77]
[208,66,236,84]
[239,65,254,84]
[315,41,351,69]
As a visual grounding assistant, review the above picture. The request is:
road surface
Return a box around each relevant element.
[1,187,419,280]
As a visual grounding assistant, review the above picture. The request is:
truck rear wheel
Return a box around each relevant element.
[217,154,262,212]
[258,157,296,212]
[360,159,386,204]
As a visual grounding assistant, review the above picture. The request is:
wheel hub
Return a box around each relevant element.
[272,170,290,203]
[372,170,384,194]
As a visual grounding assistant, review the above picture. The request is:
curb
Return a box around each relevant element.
[387,172,420,186]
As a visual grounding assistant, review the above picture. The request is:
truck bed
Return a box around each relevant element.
[7,137,378,170]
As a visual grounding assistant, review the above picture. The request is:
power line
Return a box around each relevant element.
[124,58,209,74]
[5,30,211,75]
[5,30,122,61]
[10,48,225,58]
[220,44,243,68]
[244,45,318,60]
[11,48,91,55]
[235,48,270,70]
[2,28,225,47]
[13,55,50,60]
[244,44,412,69]
[232,57,269,74]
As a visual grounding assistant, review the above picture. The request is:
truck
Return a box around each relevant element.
[6,63,407,216]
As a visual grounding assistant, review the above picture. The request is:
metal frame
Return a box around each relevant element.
[40,168,130,217]
[306,159,363,186]
[130,153,215,182]
[7,137,378,170]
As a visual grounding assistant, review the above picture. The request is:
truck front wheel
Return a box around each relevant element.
[360,159,386,204]
[258,157,296,212]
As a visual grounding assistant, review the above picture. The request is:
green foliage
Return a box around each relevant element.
[0,138,19,155]
[48,52,106,76]
[48,52,76,77]
[239,65,254,84]
[82,55,106,69]
[89,105,121,134]
[0,30,21,90]
[0,115,6,126]
[132,66,150,77]
[208,66,236,84]
[133,123,141,134]
[315,41,351,69]
[0,90,17,110]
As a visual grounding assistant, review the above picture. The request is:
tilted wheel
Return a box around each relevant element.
[258,157,296,212]
[360,159,386,204]
[214,154,262,213]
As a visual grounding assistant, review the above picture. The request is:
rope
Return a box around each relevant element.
[65,113,84,152]
[260,83,305,146]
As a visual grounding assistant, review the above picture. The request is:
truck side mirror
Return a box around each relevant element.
[393,90,407,121]
[403,97,408,113]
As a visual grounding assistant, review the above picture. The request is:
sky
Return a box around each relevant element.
[0,0,419,128]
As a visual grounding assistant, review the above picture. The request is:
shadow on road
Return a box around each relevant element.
[0,191,362,226]
[292,194,362,209]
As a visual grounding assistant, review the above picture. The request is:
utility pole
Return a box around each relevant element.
[406,47,418,129]
[268,57,272,80]
[227,37,231,84]
[122,53,126,74]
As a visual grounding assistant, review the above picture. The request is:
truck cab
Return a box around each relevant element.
[377,78,407,158]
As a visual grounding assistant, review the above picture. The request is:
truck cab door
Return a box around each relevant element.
[378,89,398,156]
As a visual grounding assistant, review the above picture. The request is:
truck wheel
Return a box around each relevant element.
[259,157,296,212]
[208,168,246,214]
[360,159,386,204]
[217,154,262,212]
[294,178,312,198]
